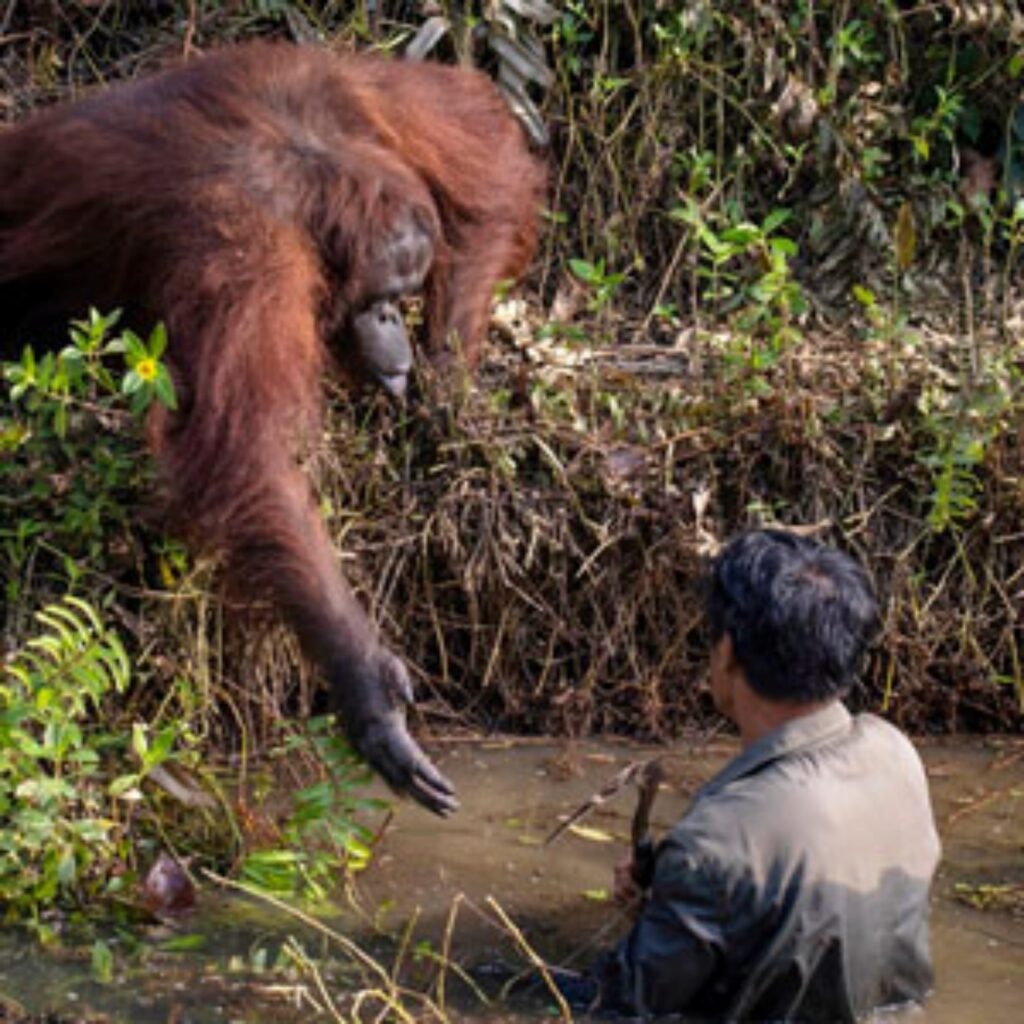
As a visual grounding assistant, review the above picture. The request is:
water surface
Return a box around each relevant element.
[0,735,1019,1021]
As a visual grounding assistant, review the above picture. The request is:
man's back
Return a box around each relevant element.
[607,704,940,1021]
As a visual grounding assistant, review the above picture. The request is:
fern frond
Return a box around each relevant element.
[4,594,131,703]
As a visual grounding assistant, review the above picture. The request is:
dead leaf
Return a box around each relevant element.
[894,201,916,273]
[568,823,615,843]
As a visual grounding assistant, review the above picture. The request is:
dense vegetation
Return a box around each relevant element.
[0,1,1022,923]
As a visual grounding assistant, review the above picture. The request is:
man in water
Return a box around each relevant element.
[566,529,941,1021]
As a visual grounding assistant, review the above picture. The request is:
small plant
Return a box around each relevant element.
[917,358,1020,533]
[552,0,596,78]
[2,310,176,594]
[851,284,913,350]
[568,257,628,315]
[672,201,806,392]
[908,85,963,165]
[0,315,197,928]
[0,595,182,930]
[240,716,386,900]
[5,308,175,430]
[3,313,389,919]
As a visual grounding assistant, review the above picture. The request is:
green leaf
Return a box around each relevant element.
[240,849,303,896]
[132,723,149,761]
[120,329,147,362]
[148,321,168,359]
[154,368,177,411]
[62,595,103,635]
[568,258,599,284]
[130,387,152,417]
[762,208,792,234]
[720,224,760,245]
[108,774,142,798]
[35,609,80,653]
[160,933,207,952]
[91,940,114,984]
[72,818,114,843]
[57,847,77,886]
[770,237,798,258]
[99,634,131,692]
[144,725,177,769]
[851,285,876,307]
[697,224,729,258]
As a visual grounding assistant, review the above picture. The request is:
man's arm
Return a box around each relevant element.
[599,845,725,1017]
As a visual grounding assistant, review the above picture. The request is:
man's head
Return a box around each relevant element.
[706,530,879,711]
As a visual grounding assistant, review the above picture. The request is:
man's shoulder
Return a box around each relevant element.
[849,711,928,769]
[662,712,930,868]
[852,709,910,738]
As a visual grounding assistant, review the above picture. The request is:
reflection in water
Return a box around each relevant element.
[0,737,1019,1022]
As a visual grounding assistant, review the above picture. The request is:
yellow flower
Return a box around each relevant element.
[136,358,158,382]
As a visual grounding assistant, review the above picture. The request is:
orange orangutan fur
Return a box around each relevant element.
[0,42,546,812]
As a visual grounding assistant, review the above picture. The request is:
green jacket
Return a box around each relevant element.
[602,703,941,1021]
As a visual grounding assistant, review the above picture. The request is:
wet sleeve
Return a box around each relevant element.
[599,845,725,1017]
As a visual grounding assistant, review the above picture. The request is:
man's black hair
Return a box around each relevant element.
[707,529,880,703]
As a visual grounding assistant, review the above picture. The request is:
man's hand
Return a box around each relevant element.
[614,853,644,910]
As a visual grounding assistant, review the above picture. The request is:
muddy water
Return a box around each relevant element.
[0,736,1020,1021]
[365,736,1024,1022]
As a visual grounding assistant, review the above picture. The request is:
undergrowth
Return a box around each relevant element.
[0,312,382,927]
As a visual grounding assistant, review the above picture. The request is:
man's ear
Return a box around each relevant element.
[718,632,739,675]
